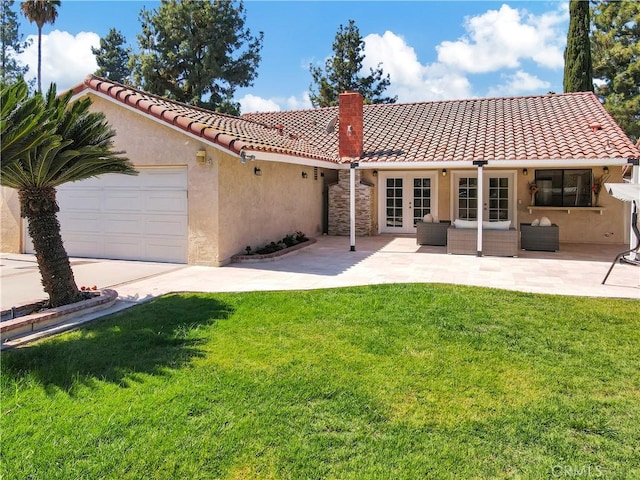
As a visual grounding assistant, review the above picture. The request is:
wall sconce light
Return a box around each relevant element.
[254,167,262,176]
[240,151,255,164]
[603,166,609,175]
[372,170,378,177]
[196,149,207,165]
[301,171,308,179]
[441,169,447,177]
[522,168,528,176]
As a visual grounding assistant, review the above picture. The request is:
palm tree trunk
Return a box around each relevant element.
[19,187,83,307]
[37,26,42,93]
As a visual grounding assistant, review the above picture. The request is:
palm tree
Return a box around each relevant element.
[1,78,137,307]
[20,0,60,92]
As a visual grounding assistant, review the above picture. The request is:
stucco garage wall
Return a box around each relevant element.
[515,166,627,245]
[89,95,220,265]
[0,187,21,253]
[217,156,325,264]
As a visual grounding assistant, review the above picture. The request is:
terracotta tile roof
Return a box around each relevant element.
[76,75,339,164]
[76,75,639,166]
[244,93,640,164]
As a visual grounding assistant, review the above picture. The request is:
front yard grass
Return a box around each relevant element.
[1,284,639,479]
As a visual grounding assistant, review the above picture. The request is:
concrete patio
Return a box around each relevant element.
[2,235,638,312]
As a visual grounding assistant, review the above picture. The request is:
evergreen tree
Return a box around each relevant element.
[20,0,60,93]
[309,19,396,107]
[132,0,262,115]
[563,0,593,92]
[591,0,640,141]
[92,28,131,83]
[1,0,29,82]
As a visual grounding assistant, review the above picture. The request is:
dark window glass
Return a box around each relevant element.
[534,169,592,207]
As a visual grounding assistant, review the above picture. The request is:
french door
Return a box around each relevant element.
[454,171,515,222]
[380,173,437,233]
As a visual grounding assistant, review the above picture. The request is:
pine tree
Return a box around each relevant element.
[563,0,593,92]
[92,28,131,83]
[1,0,29,82]
[591,0,639,141]
[309,19,396,107]
[132,0,262,115]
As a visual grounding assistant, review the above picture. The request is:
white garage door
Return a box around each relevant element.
[25,167,188,263]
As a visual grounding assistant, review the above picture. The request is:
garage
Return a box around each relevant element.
[24,167,188,263]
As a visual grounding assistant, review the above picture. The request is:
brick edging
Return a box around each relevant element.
[231,238,317,263]
[0,289,118,336]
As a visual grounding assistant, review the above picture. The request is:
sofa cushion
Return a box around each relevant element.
[453,219,478,229]
[482,220,512,230]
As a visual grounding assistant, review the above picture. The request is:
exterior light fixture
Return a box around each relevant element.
[603,166,609,175]
[301,171,308,179]
[196,149,207,165]
[240,151,255,164]
[254,167,262,176]
[522,168,528,176]
[441,169,447,177]
[372,170,378,177]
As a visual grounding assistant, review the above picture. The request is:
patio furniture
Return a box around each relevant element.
[416,220,451,246]
[520,223,559,251]
[447,227,519,257]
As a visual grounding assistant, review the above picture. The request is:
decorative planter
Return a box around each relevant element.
[1,289,118,345]
[231,238,316,263]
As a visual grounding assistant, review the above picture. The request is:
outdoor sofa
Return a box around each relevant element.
[447,220,519,257]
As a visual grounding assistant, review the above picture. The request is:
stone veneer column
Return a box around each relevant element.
[328,170,374,236]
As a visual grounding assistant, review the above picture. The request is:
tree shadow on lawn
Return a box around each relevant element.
[1,294,233,394]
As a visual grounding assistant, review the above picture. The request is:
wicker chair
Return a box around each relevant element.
[416,220,451,246]
[447,227,520,257]
[520,223,559,251]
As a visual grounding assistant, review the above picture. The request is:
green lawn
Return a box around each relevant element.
[1,284,639,479]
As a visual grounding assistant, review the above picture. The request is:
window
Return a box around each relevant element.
[534,169,592,207]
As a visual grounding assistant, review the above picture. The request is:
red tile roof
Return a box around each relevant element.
[244,93,639,164]
[75,75,339,164]
[76,75,639,166]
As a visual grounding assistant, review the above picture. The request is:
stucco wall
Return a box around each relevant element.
[88,96,220,265]
[0,187,21,252]
[216,157,325,264]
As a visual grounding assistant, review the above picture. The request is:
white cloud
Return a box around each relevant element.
[239,94,281,113]
[18,30,99,91]
[239,91,312,113]
[487,70,551,97]
[436,4,566,73]
[361,31,473,102]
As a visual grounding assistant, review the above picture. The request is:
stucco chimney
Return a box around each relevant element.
[338,91,363,159]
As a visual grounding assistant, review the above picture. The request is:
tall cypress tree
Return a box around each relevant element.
[563,0,593,92]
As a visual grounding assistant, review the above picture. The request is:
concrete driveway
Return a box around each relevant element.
[2,235,638,313]
[0,254,185,311]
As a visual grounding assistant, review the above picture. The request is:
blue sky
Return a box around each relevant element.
[14,0,571,113]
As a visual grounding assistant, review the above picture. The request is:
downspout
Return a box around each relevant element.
[473,160,488,256]
[350,162,358,251]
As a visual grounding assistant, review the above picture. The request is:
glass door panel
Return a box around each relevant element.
[385,177,403,228]
[413,177,432,227]
[457,177,478,220]
[487,177,509,220]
